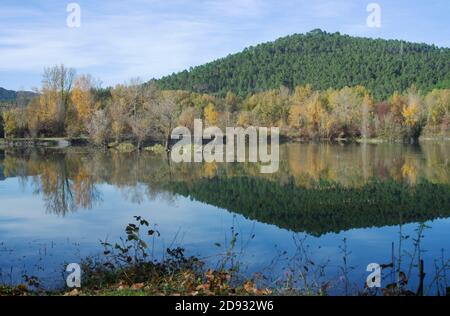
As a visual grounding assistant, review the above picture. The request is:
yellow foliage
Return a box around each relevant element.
[402,101,420,127]
[203,162,218,178]
[288,105,303,128]
[390,92,407,123]
[292,85,314,104]
[204,103,218,125]
[305,93,325,130]
[71,88,93,123]
[2,111,17,138]
[425,89,450,125]
[401,157,417,184]
[2,108,26,138]
[237,111,252,127]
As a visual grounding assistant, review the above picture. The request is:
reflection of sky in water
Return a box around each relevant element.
[0,176,449,294]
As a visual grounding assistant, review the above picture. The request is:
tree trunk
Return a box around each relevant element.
[165,132,170,151]
[137,139,142,151]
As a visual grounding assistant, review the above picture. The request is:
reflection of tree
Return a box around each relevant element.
[1,149,101,216]
[39,159,75,215]
[401,156,418,184]
[73,166,101,210]
[0,143,449,226]
[284,143,450,186]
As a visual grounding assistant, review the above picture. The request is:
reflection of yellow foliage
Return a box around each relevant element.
[286,144,333,184]
[203,162,217,178]
[2,156,21,177]
[401,158,417,184]
[73,167,94,209]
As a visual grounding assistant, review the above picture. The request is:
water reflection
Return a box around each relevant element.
[0,143,449,293]
[1,143,449,235]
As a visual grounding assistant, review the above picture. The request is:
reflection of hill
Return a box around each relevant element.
[2,146,450,235]
[171,176,450,236]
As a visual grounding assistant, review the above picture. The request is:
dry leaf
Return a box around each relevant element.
[131,283,145,290]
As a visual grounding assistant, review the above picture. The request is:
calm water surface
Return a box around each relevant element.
[0,143,449,295]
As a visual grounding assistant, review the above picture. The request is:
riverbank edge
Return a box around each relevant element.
[1,135,450,150]
[0,137,89,149]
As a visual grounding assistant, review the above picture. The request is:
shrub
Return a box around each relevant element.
[144,144,165,154]
[116,142,136,153]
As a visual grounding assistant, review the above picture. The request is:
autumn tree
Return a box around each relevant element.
[361,94,374,138]
[402,90,425,140]
[109,84,133,143]
[128,83,159,150]
[253,87,289,126]
[178,107,196,131]
[68,75,99,136]
[151,93,181,150]
[225,91,239,125]
[2,108,27,138]
[288,85,314,129]
[424,89,450,132]
[40,65,76,135]
[389,92,407,124]
[26,97,42,138]
[86,109,110,147]
[204,103,218,126]
[304,92,326,137]
[0,111,4,138]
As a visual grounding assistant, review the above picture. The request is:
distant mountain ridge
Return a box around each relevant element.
[156,30,450,100]
[0,87,17,101]
[0,87,37,104]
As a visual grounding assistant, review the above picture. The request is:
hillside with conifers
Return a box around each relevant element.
[157,30,450,100]
[1,31,450,145]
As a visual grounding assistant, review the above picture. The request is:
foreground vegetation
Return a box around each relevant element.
[0,217,276,296]
[0,216,448,297]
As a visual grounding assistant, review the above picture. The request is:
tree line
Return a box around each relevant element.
[1,64,449,146]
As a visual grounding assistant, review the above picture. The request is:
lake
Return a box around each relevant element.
[0,142,449,295]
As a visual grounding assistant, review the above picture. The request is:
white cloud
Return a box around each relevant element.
[205,0,267,17]
[0,0,448,90]
[309,0,357,18]
[0,2,225,86]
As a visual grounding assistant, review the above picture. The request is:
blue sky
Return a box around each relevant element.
[0,0,449,91]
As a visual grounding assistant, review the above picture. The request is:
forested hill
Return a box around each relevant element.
[0,87,37,105]
[0,87,17,101]
[156,30,450,100]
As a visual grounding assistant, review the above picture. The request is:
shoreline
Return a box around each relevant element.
[1,136,449,149]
